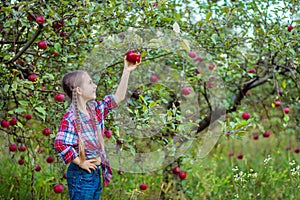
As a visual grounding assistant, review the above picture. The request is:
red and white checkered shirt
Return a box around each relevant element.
[54,94,117,186]
[54,94,117,163]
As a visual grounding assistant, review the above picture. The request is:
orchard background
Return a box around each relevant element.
[0,0,299,200]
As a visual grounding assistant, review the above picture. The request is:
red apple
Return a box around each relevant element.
[188,51,196,58]
[153,2,159,7]
[253,135,259,140]
[126,50,141,64]
[205,81,214,88]
[263,131,271,138]
[172,167,180,174]
[46,156,54,163]
[194,56,203,62]
[208,63,215,70]
[179,171,187,179]
[274,101,281,107]
[283,107,290,114]
[181,86,191,96]
[277,89,283,96]
[9,117,17,126]
[52,20,65,30]
[18,145,27,152]
[139,183,147,190]
[9,144,18,152]
[28,74,38,82]
[34,165,41,172]
[104,129,112,138]
[241,112,250,120]
[150,74,159,83]
[287,25,294,32]
[53,51,59,57]
[37,148,43,154]
[248,68,256,73]
[227,151,234,157]
[38,40,47,50]
[53,183,64,193]
[1,119,10,128]
[194,69,201,74]
[43,128,52,136]
[36,15,45,25]
[118,169,124,175]
[18,159,25,165]
[236,153,243,159]
[59,31,67,37]
[25,114,32,120]
[54,93,65,102]
[285,145,291,151]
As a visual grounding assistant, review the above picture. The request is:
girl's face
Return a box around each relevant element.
[77,72,97,102]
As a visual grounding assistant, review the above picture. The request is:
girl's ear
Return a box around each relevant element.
[76,86,82,95]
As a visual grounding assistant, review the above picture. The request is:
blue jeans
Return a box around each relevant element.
[67,162,102,200]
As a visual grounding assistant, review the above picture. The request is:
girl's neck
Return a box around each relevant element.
[76,96,88,115]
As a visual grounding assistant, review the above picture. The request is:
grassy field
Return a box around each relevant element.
[0,132,299,200]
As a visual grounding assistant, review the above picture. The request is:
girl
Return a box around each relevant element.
[54,56,139,200]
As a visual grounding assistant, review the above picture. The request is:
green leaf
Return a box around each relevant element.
[14,107,26,113]
[206,12,212,21]
[283,114,289,122]
[18,101,28,106]
[3,84,9,93]
[289,48,296,55]
[35,107,46,115]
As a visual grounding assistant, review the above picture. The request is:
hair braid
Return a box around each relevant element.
[72,88,86,162]
[87,104,105,151]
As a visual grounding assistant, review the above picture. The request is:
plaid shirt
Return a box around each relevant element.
[54,94,117,186]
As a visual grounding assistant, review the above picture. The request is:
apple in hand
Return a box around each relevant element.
[126,50,141,64]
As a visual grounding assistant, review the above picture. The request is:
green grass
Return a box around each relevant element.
[0,133,299,200]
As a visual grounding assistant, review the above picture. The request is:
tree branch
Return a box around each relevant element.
[5,25,43,64]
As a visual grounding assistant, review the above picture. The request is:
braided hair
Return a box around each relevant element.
[62,70,106,162]
[62,70,87,162]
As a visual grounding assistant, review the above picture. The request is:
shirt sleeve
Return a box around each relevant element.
[95,94,118,119]
[54,117,79,164]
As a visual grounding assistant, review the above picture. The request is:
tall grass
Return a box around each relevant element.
[0,132,299,199]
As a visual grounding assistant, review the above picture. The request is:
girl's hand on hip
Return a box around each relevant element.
[78,158,97,173]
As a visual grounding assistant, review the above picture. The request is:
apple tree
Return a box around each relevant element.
[0,0,299,199]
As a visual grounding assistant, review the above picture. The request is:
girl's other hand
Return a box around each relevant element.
[78,158,97,173]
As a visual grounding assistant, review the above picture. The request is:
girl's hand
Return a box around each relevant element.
[124,56,141,72]
[78,158,97,173]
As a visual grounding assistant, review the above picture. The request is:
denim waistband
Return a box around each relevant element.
[68,162,102,171]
